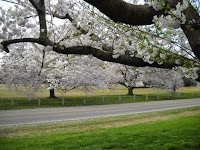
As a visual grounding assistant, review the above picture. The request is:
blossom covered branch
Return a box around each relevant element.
[84,0,200,60]
[0,0,200,83]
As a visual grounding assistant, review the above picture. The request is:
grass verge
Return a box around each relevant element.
[0,106,200,150]
[1,85,200,110]
[0,90,200,110]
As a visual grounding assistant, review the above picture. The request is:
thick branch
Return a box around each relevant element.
[84,0,200,60]
[181,3,200,61]
[1,38,53,52]
[29,0,47,38]
[1,38,200,82]
[53,46,178,69]
[84,0,158,25]
[29,0,41,11]
[118,82,128,88]
[0,38,185,69]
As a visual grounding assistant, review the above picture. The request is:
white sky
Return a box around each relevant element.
[124,0,145,4]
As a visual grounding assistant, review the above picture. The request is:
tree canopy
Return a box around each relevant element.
[0,0,200,81]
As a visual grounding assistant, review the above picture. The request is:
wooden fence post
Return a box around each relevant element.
[84,97,86,104]
[11,98,14,107]
[157,90,160,100]
[62,97,65,105]
[102,96,104,103]
[134,95,136,101]
[176,93,179,98]
[38,98,40,106]
[146,94,148,101]
[119,95,121,103]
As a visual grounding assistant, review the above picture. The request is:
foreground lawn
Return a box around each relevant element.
[0,106,200,150]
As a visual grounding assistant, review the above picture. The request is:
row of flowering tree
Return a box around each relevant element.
[0,0,199,97]
[1,45,185,97]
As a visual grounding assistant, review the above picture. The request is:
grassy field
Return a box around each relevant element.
[0,84,200,110]
[1,84,200,98]
[0,106,200,150]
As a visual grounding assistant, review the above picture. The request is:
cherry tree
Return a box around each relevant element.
[104,63,144,95]
[104,63,185,95]
[0,0,200,83]
[0,44,43,97]
[0,42,110,98]
[46,56,110,96]
[143,68,184,91]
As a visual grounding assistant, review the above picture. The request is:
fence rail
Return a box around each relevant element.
[0,92,200,109]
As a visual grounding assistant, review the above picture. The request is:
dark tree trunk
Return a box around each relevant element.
[172,86,176,92]
[49,89,57,98]
[127,87,134,95]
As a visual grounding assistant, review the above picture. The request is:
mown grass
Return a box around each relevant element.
[1,84,200,98]
[0,84,128,98]
[0,85,200,110]
[0,106,200,150]
[0,93,200,110]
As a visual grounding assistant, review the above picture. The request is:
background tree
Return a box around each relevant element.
[182,77,198,87]
[105,63,185,94]
[104,63,144,95]
[143,68,184,92]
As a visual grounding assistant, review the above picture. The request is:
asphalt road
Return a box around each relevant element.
[0,98,200,126]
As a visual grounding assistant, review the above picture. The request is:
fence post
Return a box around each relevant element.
[102,96,104,103]
[192,93,194,97]
[168,93,170,99]
[119,95,121,103]
[146,94,148,101]
[134,94,136,101]
[11,98,14,107]
[157,94,160,100]
[38,98,40,106]
[84,97,86,104]
[62,97,65,105]
[176,93,178,98]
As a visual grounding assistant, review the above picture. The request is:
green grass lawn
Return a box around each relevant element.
[0,85,200,110]
[0,106,200,150]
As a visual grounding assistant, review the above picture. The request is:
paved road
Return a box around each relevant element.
[0,98,200,126]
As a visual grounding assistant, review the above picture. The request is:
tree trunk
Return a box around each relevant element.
[172,86,176,92]
[127,87,134,95]
[49,89,57,98]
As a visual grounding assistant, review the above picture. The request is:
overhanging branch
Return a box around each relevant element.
[1,38,53,52]
[83,0,200,60]
[1,37,200,82]
[84,0,159,25]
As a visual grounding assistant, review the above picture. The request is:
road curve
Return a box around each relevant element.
[0,98,200,126]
